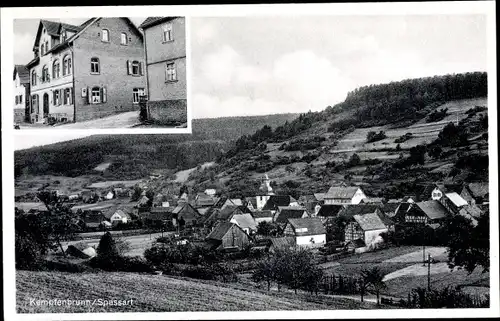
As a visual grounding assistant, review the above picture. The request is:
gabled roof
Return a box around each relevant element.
[361,197,384,204]
[353,213,387,231]
[150,206,173,214]
[13,65,30,83]
[206,222,241,241]
[325,186,361,199]
[338,204,380,219]
[141,211,172,221]
[252,210,273,219]
[231,213,257,231]
[270,237,295,250]
[218,205,250,220]
[110,209,131,220]
[467,182,489,199]
[287,218,326,236]
[314,193,326,201]
[274,206,307,223]
[378,203,400,215]
[317,204,344,217]
[445,192,468,207]
[139,17,177,29]
[458,204,483,219]
[415,200,450,220]
[262,195,295,211]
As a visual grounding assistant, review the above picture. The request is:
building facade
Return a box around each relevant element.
[139,17,187,125]
[13,65,30,123]
[25,18,145,124]
[324,187,367,205]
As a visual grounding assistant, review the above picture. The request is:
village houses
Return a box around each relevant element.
[139,17,187,124]
[323,186,367,205]
[13,65,31,123]
[23,18,146,124]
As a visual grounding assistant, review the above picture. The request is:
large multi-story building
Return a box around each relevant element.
[25,18,146,123]
[139,17,187,125]
[13,65,30,123]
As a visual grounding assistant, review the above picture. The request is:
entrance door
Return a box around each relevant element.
[43,93,49,117]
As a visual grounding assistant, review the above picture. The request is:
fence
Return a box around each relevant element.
[320,273,361,295]
[380,288,490,308]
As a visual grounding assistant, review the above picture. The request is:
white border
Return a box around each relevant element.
[2,1,498,320]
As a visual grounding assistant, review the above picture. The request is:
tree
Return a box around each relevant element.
[36,190,80,257]
[130,185,143,202]
[428,145,442,159]
[437,122,468,147]
[348,153,361,167]
[361,267,387,305]
[252,255,277,291]
[256,221,279,237]
[445,211,489,273]
[97,231,119,259]
[408,144,427,166]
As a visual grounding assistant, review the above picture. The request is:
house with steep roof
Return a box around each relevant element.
[460,182,489,205]
[252,210,274,224]
[194,192,216,208]
[230,213,258,235]
[324,186,366,205]
[457,204,483,226]
[26,18,145,124]
[404,200,451,225]
[344,213,388,253]
[205,222,250,251]
[15,202,49,214]
[262,195,299,213]
[13,65,31,123]
[441,192,468,214]
[273,206,309,225]
[138,17,186,125]
[269,237,296,253]
[283,218,326,248]
[172,203,201,227]
[316,204,345,219]
[106,209,131,225]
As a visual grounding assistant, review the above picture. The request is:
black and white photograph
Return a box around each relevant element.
[1,1,498,320]
[12,16,188,129]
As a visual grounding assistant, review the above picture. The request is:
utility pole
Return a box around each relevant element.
[427,254,432,291]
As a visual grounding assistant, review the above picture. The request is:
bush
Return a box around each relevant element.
[96,232,119,259]
[88,255,153,273]
[366,131,387,143]
[394,133,413,143]
[426,108,448,123]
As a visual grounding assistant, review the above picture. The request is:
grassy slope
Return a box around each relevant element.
[212,97,488,190]
[16,271,373,313]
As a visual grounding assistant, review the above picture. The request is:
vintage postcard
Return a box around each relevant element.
[1,1,498,320]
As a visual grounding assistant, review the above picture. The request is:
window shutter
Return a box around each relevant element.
[70,88,74,105]
[60,89,63,106]
[127,60,131,75]
[102,87,107,103]
[139,62,144,76]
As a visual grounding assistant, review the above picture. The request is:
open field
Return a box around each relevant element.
[175,161,215,183]
[334,98,487,157]
[382,267,490,298]
[87,180,144,189]
[16,271,374,313]
[63,232,165,257]
[15,175,95,196]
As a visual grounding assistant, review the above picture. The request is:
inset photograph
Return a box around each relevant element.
[13,17,187,129]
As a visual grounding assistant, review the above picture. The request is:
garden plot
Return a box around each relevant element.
[87,179,143,189]
[383,247,448,263]
[383,262,452,282]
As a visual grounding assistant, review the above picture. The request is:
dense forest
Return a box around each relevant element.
[337,72,487,126]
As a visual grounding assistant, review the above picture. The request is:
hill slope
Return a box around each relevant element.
[16,271,371,313]
[14,113,298,179]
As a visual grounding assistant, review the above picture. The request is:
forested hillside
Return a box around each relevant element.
[187,72,488,199]
[14,114,298,179]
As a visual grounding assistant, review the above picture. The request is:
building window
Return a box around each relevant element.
[121,33,128,45]
[31,70,37,86]
[133,88,145,104]
[90,57,100,74]
[63,88,72,105]
[45,40,49,52]
[41,44,45,55]
[162,23,173,42]
[63,55,72,76]
[131,61,140,76]
[53,90,60,106]
[19,95,23,104]
[42,65,50,83]
[52,60,60,79]
[102,29,109,42]
[91,87,101,104]
[165,62,176,81]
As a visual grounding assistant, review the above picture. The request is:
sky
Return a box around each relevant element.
[12,14,488,149]
[190,15,487,119]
